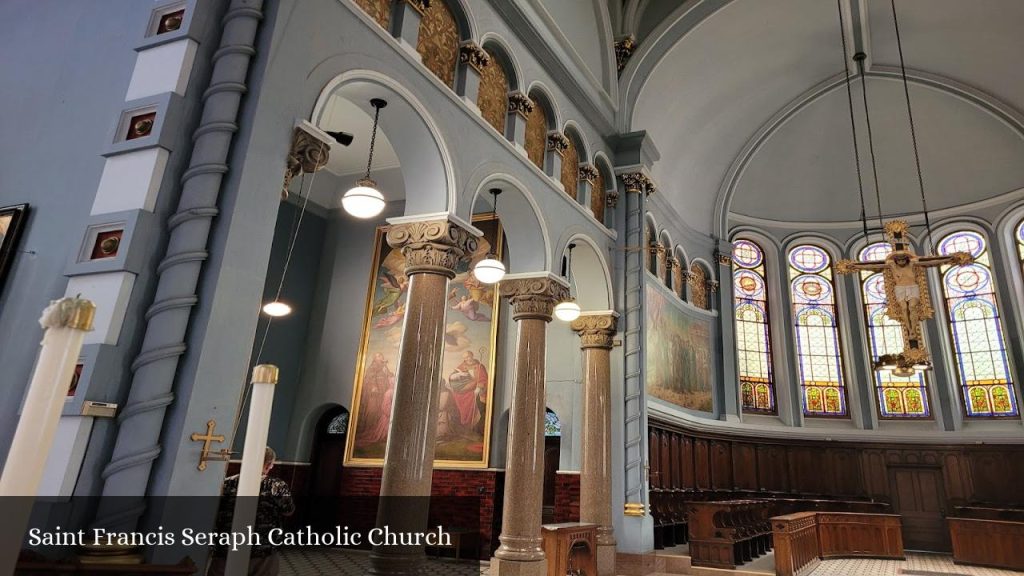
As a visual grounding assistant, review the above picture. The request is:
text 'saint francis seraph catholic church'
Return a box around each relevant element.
[1,0,1023,575]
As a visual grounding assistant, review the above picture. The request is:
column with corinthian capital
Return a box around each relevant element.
[571,311,618,575]
[369,216,478,576]
[493,273,569,576]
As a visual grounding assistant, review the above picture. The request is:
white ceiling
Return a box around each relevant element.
[318,94,399,177]
[627,0,1024,232]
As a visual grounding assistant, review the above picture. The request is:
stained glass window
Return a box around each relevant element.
[1017,220,1024,269]
[788,245,847,416]
[327,411,349,435]
[733,239,775,413]
[858,242,931,418]
[545,409,561,436]
[938,231,1018,417]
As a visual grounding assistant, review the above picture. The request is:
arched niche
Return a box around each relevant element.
[478,40,514,136]
[526,84,558,171]
[311,71,454,216]
[417,0,472,89]
[561,123,588,204]
[592,154,615,226]
[469,174,550,273]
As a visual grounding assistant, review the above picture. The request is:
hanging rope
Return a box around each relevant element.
[854,54,886,239]
[891,0,934,247]
[228,141,325,449]
[837,0,871,244]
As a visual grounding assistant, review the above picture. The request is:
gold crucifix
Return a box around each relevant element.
[836,220,973,374]
[190,419,229,471]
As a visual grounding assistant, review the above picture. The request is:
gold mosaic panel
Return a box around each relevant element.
[478,48,508,135]
[690,263,709,310]
[561,137,579,199]
[591,168,606,224]
[417,0,459,88]
[525,97,547,169]
[353,0,390,29]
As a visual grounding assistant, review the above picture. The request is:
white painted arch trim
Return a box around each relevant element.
[310,69,458,216]
[559,232,615,310]
[479,32,524,91]
[470,172,552,273]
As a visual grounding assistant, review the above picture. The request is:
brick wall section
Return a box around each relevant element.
[554,472,580,523]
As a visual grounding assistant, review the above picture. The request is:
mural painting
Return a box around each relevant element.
[645,282,713,412]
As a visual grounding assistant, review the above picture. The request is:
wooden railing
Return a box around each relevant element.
[772,512,903,576]
[772,512,819,576]
[687,500,772,569]
[948,517,1024,571]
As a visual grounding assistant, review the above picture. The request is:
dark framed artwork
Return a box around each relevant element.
[0,204,28,294]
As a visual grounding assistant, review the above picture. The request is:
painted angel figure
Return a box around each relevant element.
[836,220,973,357]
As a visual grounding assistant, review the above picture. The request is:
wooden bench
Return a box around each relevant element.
[687,500,772,569]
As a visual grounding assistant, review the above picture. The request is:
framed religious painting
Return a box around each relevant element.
[344,213,503,468]
[0,204,29,295]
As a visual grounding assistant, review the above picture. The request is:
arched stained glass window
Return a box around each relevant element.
[938,231,1018,417]
[859,242,930,418]
[327,411,349,435]
[1017,220,1024,269]
[545,409,561,436]
[788,245,847,416]
[733,239,775,413]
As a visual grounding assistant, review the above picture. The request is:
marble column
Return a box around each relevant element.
[570,311,618,576]
[369,217,478,576]
[493,273,569,576]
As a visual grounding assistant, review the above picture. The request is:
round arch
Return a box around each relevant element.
[468,172,551,273]
[562,120,590,161]
[479,33,523,91]
[310,70,456,216]
[555,232,614,311]
[526,81,562,129]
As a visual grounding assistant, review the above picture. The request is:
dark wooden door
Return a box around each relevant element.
[888,466,950,552]
[542,436,560,524]
[308,408,348,530]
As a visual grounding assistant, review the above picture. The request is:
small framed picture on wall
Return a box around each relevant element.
[0,204,29,293]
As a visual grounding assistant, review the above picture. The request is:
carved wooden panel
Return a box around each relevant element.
[694,438,710,489]
[689,263,708,309]
[817,513,904,558]
[353,0,391,28]
[660,430,672,491]
[681,436,695,489]
[525,96,547,169]
[942,451,971,503]
[757,444,788,492]
[670,432,682,489]
[417,0,459,88]
[560,136,579,199]
[949,518,1024,570]
[732,443,757,490]
[831,448,865,497]
[711,440,733,489]
[591,168,606,224]
[477,47,508,135]
[789,446,825,494]
[649,428,662,489]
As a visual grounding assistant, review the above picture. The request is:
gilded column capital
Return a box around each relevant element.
[606,190,620,209]
[615,35,637,73]
[500,275,570,322]
[578,163,599,183]
[708,280,720,293]
[398,0,430,16]
[715,251,733,267]
[459,41,490,73]
[507,91,534,118]
[621,171,656,196]
[283,127,330,199]
[665,256,678,270]
[385,218,478,278]
[682,270,697,283]
[571,312,618,349]
[546,131,570,155]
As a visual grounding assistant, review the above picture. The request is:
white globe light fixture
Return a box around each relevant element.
[473,188,506,284]
[262,301,292,317]
[341,98,388,219]
[554,242,581,322]
[554,299,581,322]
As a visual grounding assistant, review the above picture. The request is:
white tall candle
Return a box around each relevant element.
[225,364,278,576]
[0,298,94,575]
[0,298,95,495]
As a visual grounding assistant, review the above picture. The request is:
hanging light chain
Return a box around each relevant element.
[891,0,933,247]
[364,101,382,181]
[836,0,871,244]
[854,54,886,238]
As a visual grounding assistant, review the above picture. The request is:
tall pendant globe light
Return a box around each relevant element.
[554,242,581,322]
[473,188,506,284]
[341,98,388,218]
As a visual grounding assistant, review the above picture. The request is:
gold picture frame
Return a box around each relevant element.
[344,213,503,468]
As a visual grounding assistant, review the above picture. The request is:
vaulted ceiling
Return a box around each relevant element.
[618,0,1024,236]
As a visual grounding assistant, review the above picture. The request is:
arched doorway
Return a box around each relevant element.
[543,407,561,524]
[307,406,349,529]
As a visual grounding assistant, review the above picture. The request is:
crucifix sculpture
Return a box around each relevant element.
[836,220,973,373]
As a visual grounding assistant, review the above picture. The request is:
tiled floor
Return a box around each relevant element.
[809,553,1024,576]
[279,547,485,575]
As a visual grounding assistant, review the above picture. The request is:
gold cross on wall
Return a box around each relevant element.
[190,419,226,471]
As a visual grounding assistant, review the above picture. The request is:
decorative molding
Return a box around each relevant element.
[571,312,618,349]
[614,35,637,73]
[578,163,599,183]
[621,171,655,195]
[398,0,430,16]
[283,127,329,199]
[606,189,620,209]
[507,90,534,117]
[499,275,569,322]
[386,218,478,278]
[546,130,570,155]
[459,41,490,73]
[715,251,733,266]
[708,279,720,293]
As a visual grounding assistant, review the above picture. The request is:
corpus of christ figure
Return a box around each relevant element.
[836,220,973,368]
